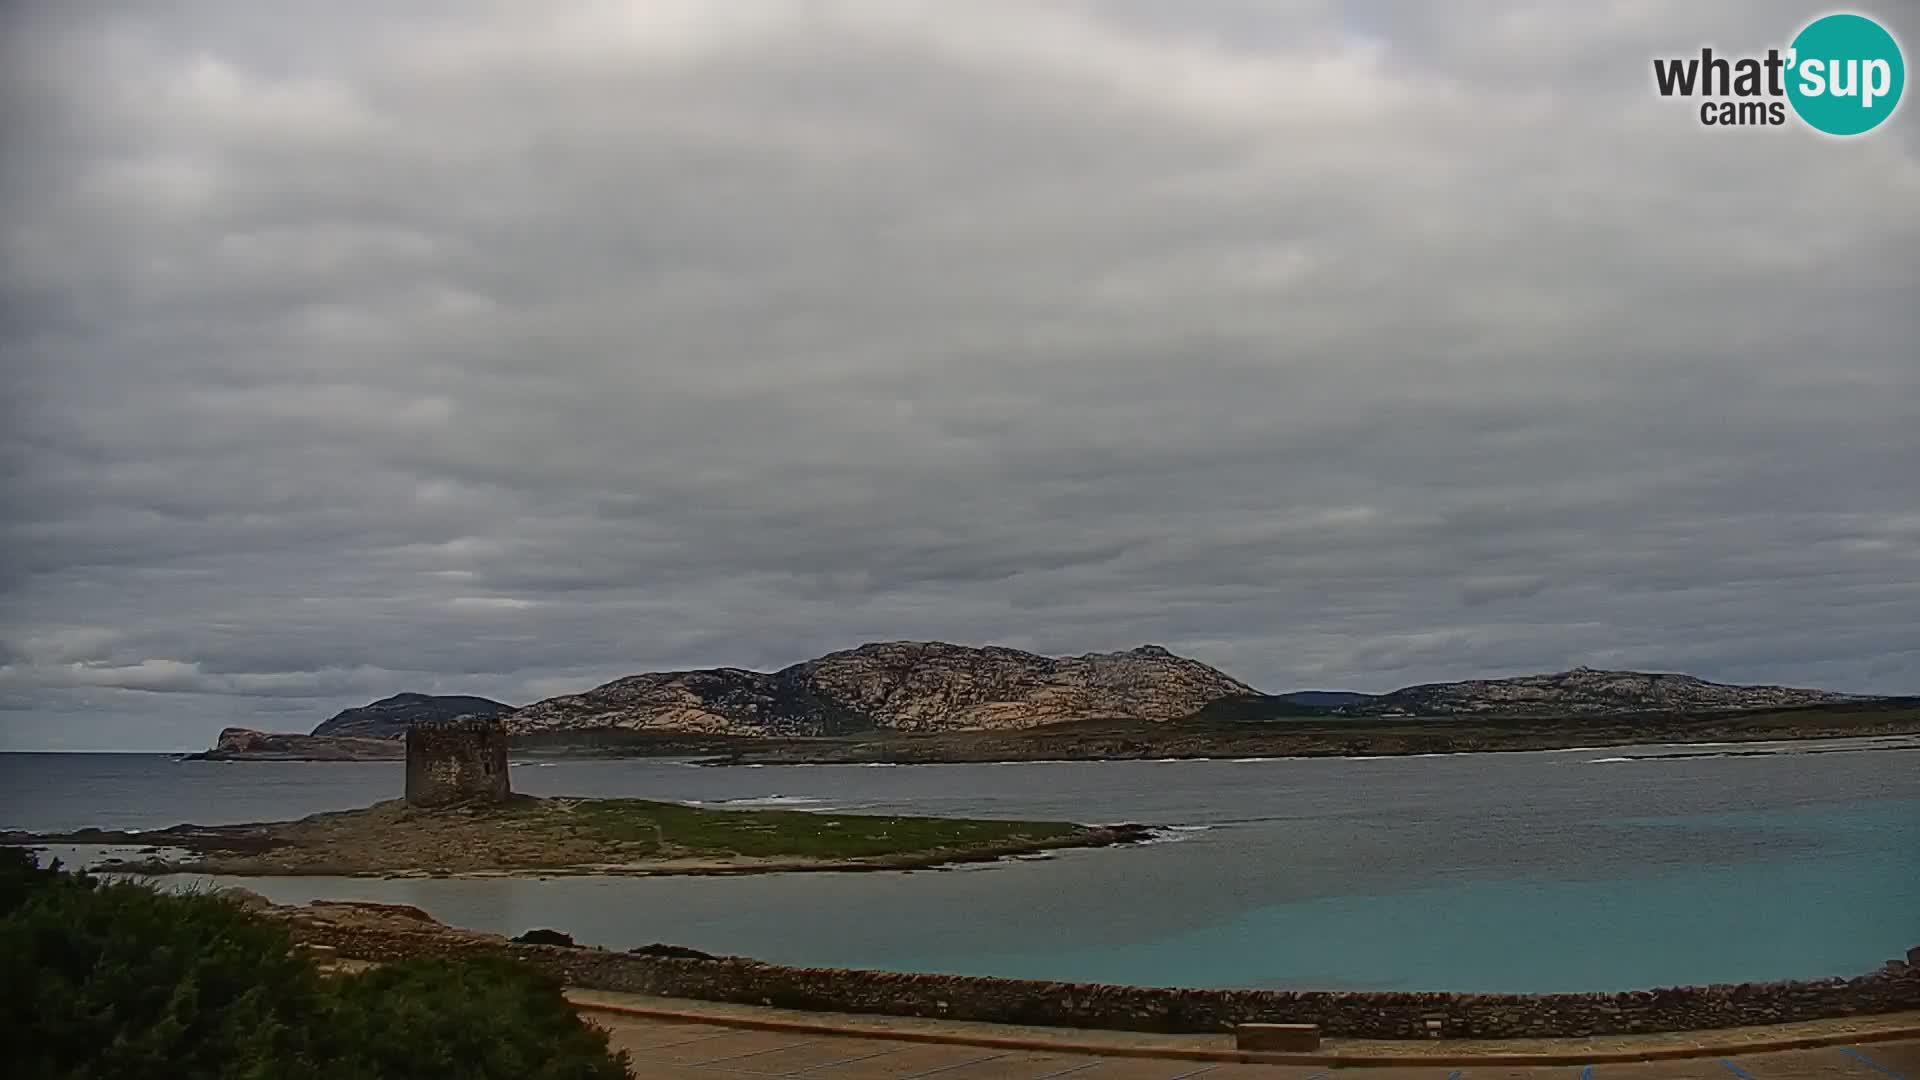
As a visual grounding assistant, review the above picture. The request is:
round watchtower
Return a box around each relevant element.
[405,716,511,808]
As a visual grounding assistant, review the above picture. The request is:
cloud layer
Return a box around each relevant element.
[3,1,1917,750]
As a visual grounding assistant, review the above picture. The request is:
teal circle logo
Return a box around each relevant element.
[1786,13,1905,135]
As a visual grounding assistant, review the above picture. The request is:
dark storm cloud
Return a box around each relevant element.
[1,1,1916,749]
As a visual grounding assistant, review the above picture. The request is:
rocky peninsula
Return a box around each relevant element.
[7,797,1147,878]
[30,717,1149,877]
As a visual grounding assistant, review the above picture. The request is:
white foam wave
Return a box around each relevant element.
[709,795,830,808]
[1139,824,1216,845]
[1586,756,1634,763]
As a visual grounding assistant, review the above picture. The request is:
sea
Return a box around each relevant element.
[3,736,1916,995]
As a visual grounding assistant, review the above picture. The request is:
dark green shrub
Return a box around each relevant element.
[319,956,629,1080]
[1,861,324,1080]
[0,849,630,1079]
[0,846,78,916]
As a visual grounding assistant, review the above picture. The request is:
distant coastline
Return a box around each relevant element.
[177,700,1920,764]
[652,701,1920,766]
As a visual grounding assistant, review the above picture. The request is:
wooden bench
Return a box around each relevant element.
[1234,1023,1321,1052]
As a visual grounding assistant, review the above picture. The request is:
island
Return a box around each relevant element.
[20,718,1147,877]
[181,644,1920,765]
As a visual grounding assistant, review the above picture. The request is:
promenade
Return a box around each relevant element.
[569,991,1919,1080]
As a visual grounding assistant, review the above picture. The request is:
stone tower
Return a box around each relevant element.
[404,716,511,808]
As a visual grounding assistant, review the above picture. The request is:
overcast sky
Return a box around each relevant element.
[2,1,1916,751]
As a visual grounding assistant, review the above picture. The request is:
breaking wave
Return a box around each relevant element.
[1140,824,1216,845]
[699,795,830,808]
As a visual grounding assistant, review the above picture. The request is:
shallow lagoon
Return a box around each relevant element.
[6,737,1916,992]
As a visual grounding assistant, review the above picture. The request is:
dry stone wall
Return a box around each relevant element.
[279,904,1919,1039]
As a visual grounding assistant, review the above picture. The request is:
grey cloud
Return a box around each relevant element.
[2,1,1917,750]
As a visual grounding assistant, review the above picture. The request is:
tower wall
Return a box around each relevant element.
[404,717,511,808]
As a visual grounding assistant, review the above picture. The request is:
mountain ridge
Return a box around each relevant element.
[502,640,1256,737]
[500,644,1875,736]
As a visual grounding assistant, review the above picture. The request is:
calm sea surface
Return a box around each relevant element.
[3,738,1916,993]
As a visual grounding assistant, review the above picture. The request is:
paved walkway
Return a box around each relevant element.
[566,993,1920,1077]
[585,1011,1917,1079]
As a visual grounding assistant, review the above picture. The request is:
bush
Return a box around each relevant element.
[1,852,324,1080]
[0,846,71,915]
[0,849,630,1079]
[319,957,628,1080]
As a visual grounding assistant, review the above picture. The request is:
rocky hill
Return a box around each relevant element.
[187,728,404,761]
[503,642,1255,737]
[310,693,514,739]
[1359,667,1869,717]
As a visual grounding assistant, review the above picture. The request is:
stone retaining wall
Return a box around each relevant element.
[281,906,1920,1040]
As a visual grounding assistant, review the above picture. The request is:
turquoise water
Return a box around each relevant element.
[5,741,1916,992]
[890,816,1919,991]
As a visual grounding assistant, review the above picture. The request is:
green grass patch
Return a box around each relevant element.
[558,798,1085,859]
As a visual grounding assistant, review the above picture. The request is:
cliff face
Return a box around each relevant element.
[504,642,1255,737]
[310,693,514,739]
[1373,667,1870,717]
